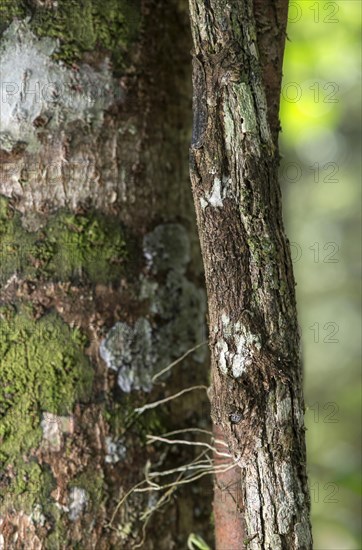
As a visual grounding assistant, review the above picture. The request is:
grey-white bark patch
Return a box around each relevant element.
[243,403,311,549]
[200,176,232,209]
[206,177,223,207]
[143,224,190,274]
[40,412,74,452]
[105,436,127,464]
[215,339,228,374]
[68,487,88,521]
[294,520,313,548]
[30,505,46,527]
[0,20,118,153]
[100,224,206,392]
[216,318,260,378]
[235,83,258,135]
[100,318,154,393]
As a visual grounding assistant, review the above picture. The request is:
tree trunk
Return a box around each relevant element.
[188,1,313,548]
[0,1,210,548]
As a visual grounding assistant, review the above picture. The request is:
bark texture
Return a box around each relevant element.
[0,1,210,548]
[188,1,312,548]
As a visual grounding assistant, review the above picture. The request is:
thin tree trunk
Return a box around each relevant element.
[188,1,313,548]
[0,1,210,548]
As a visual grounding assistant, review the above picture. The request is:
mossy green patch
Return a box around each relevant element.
[0,0,141,70]
[0,196,128,284]
[0,1,27,35]
[1,460,55,515]
[69,469,104,511]
[37,210,128,283]
[0,306,93,467]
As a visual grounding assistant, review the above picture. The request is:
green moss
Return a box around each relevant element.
[0,306,93,467]
[69,469,104,510]
[0,196,33,282]
[0,0,141,69]
[38,211,128,282]
[0,196,128,285]
[0,1,27,35]
[1,460,55,515]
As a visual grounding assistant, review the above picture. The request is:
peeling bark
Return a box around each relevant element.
[188,1,312,548]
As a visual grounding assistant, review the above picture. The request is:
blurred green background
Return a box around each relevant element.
[280,1,361,548]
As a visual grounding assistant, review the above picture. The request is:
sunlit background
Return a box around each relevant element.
[280,1,361,548]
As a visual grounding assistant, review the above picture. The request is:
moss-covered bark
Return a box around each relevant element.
[0,1,210,548]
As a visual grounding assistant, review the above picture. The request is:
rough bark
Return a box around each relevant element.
[188,1,312,548]
[0,1,210,548]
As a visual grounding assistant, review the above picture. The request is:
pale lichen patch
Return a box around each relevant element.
[105,436,127,464]
[200,197,208,209]
[100,224,206,392]
[99,318,154,392]
[201,176,232,209]
[236,83,258,135]
[143,224,190,274]
[294,519,313,548]
[276,396,292,424]
[216,320,261,378]
[41,412,74,452]
[207,177,223,207]
[221,313,230,327]
[68,487,88,521]
[29,505,46,527]
[0,20,119,153]
[231,333,248,378]
[216,339,228,375]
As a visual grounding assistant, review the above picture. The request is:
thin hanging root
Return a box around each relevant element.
[146,449,212,479]
[146,459,218,479]
[107,454,238,549]
[151,341,207,382]
[134,461,238,493]
[132,476,182,550]
[146,434,232,458]
[106,479,147,529]
[157,427,229,447]
[134,385,208,415]
[131,460,236,549]
[107,451,208,527]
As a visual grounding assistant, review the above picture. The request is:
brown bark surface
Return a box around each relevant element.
[189,0,312,548]
[0,1,210,548]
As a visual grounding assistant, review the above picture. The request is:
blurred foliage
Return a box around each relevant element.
[280,1,361,548]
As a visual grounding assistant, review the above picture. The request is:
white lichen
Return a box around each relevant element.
[105,436,127,464]
[143,224,191,274]
[40,412,74,452]
[201,176,232,209]
[207,177,223,207]
[100,318,154,392]
[68,487,88,521]
[216,319,261,377]
[200,197,208,209]
[231,333,248,378]
[221,313,230,326]
[100,224,206,392]
[0,20,118,153]
[30,505,46,527]
[216,339,228,374]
